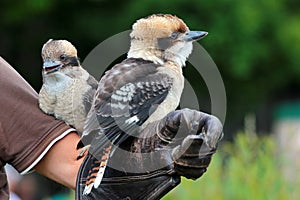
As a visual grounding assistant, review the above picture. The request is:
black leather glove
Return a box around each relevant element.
[165,109,223,179]
[76,108,223,200]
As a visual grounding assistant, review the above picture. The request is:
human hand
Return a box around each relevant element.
[76,108,223,200]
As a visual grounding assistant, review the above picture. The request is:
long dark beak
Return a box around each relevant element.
[43,60,63,74]
[182,31,208,42]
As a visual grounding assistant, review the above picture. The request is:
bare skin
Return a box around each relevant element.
[34,132,85,189]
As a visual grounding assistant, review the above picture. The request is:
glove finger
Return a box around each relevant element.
[201,114,223,148]
[161,109,200,142]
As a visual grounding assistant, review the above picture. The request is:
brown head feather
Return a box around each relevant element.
[41,39,78,61]
[130,14,189,40]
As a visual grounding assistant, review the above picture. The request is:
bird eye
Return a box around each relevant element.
[170,32,180,39]
[60,54,66,61]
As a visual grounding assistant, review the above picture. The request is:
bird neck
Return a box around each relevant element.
[163,50,188,67]
[128,47,164,65]
[164,60,183,75]
[43,72,73,90]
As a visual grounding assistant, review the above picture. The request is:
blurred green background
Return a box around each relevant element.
[1,0,300,134]
[163,133,300,200]
[1,0,300,199]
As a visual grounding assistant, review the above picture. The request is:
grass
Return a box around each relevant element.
[162,133,300,200]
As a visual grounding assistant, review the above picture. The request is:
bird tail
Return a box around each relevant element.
[83,144,112,195]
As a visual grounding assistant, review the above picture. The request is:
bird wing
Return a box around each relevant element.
[81,58,174,195]
[76,74,98,148]
[82,74,98,114]
[83,58,173,154]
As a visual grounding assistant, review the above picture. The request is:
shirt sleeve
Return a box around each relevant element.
[0,57,76,173]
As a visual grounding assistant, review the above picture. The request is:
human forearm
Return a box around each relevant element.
[34,132,85,189]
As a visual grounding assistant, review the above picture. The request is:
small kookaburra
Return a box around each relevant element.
[81,14,208,195]
[38,39,98,135]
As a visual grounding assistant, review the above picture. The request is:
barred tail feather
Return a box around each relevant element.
[83,144,112,195]
[83,182,93,195]
[93,158,108,188]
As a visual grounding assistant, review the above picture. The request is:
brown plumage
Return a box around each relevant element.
[39,39,98,134]
[42,40,77,62]
[81,14,208,195]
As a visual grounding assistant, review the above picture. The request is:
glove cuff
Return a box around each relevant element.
[76,155,180,200]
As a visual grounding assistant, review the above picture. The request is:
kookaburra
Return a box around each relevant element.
[38,39,98,135]
[81,14,208,195]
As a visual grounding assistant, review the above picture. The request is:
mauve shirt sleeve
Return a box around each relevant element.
[0,57,75,173]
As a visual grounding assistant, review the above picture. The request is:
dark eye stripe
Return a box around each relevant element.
[69,56,79,66]
[62,56,79,67]
[157,37,173,50]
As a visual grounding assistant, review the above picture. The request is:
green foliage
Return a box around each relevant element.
[162,133,299,200]
[1,0,300,131]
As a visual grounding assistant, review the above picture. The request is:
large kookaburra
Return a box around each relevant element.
[38,39,98,135]
[81,14,208,195]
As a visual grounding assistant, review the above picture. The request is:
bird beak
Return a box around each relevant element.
[182,31,208,42]
[43,60,63,74]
